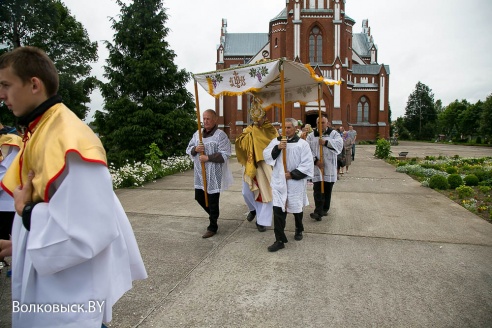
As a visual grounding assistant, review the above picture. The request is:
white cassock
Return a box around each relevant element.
[263,138,314,213]
[11,153,147,328]
[0,145,19,211]
[241,161,273,226]
[306,129,343,183]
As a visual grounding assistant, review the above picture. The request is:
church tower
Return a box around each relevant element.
[216,0,390,141]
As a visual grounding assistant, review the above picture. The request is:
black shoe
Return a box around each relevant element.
[202,230,216,238]
[322,210,329,216]
[310,212,322,221]
[268,241,285,252]
[246,211,256,222]
[294,230,303,241]
[256,223,266,232]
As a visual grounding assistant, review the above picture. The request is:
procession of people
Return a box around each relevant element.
[185,95,356,253]
[0,47,353,326]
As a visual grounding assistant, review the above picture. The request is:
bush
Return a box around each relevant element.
[429,175,449,190]
[464,174,479,186]
[445,166,458,174]
[479,179,492,187]
[478,186,491,194]
[447,174,463,189]
[374,138,391,159]
[467,169,484,181]
[145,142,165,180]
[456,185,474,199]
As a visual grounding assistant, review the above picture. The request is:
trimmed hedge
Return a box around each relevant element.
[464,174,479,186]
[447,174,463,189]
[429,175,449,190]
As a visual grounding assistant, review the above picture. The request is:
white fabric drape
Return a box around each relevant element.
[242,180,273,226]
[194,59,341,110]
[11,153,147,327]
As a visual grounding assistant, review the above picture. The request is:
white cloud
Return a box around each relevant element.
[62,0,492,122]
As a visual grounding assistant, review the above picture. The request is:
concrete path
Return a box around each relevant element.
[1,142,491,327]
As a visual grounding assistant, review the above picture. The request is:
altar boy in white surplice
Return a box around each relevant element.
[263,118,313,252]
[0,46,147,328]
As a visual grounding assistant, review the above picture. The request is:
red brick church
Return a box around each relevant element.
[212,0,390,141]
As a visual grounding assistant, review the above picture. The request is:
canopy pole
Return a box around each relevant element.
[194,79,208,207]
[317,83,324,193]
[280,62,287,173]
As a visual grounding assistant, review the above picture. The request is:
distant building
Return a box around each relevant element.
[212,0,390,141]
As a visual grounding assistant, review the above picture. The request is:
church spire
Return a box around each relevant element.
[220,18,227,46]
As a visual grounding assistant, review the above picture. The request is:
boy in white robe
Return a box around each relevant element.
[263,118,313,252]
[0,46,147,328]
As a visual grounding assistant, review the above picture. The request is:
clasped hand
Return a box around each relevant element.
[195,142,205,153]
[14,170,34,216]
[278,139,287,149]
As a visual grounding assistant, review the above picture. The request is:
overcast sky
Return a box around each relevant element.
[62,0,492,122]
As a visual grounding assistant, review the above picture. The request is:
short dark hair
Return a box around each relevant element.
[0,46,59,97]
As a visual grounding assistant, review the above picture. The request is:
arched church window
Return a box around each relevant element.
[309,27,323,63]
[357,96,369,123]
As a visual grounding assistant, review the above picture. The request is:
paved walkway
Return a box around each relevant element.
[1,142,492,327]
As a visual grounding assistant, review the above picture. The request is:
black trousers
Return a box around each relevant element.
[313,181,335,215]
[0,211,15,241]
[272,206,304,243]
[195,189,220,232]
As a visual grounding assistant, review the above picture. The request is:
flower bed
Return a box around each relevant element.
[390,155,492,222]
[110,155,193,189]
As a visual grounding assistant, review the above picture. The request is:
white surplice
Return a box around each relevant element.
[263,138,314,213]
[186,129,233,193]
[306,129,343,183]
[11,153,147,328]
[0,145,19,211]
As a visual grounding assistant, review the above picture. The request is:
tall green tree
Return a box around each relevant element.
[94,0,196,166]
[434,99,444,115]
[403,82,437,140]
[0,0,98,121]
[394,117,410,140]
[458,100,482,138]
[479,93,492,142]
[437,99,468,138]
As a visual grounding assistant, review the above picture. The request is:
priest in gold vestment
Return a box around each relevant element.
[235,100,278,232]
